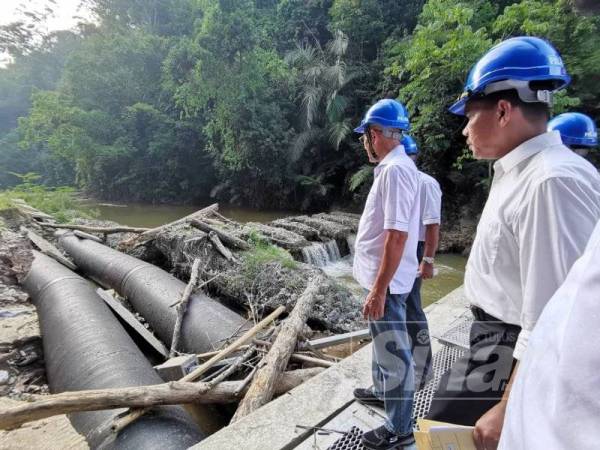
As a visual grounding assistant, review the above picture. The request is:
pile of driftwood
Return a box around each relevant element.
[0,201,369,436]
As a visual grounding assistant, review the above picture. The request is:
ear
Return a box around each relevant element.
[496,99,512,127]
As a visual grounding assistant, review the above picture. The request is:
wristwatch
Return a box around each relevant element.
[422,256,435,265]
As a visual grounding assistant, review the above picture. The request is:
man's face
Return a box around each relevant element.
[462,101,504,160]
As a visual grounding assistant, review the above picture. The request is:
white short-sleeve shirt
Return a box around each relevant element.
[418,171,442,242]
[465,131,600,359]
[499,219,600,450]
[353,145,421,294]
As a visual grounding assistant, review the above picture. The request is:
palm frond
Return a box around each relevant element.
[349,165,374,192]
[326,30,349,58]
[327,119,351,151]
[301,84,323,128]
[290,128,323,162]
[326,94,349,124]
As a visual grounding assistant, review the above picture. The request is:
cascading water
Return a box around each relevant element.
[302,240,342,267]
[346,234,356,256]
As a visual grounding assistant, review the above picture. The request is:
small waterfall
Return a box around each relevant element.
[346,234,356,257]
[302,240,342,267]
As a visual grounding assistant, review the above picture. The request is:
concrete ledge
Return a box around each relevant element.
[189,344,373,450]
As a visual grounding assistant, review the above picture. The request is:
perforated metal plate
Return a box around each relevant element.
[327,426,364,450]
[435,315,473,350]
[412,344,466,420]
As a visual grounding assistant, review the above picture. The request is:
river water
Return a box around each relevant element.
[87,201,466,307]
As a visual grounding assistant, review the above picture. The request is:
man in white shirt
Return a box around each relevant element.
[425,36,600,450]
[351,99,421,450]
[402,134,442,390]
[499,219,600,450]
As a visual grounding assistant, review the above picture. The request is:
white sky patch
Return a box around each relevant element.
[1,0,93,66]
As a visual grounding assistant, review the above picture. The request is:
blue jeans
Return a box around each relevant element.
[406,241,433,387]
[369,291,415,435]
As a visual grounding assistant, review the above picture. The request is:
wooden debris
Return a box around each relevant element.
[72,230,103,243]
[170,258,202,357]
[96,289,168,358]
[190,220,250,250]
[208,232,235,261]
[115,306,286,428]
[21,227,77,271]
[182,306,285,382]
[37,222,149,234]
[119,203,219,249]
[231,276,323,422]
[289,354,334,368]
[11,199,55,222]
[0,368,324,431]
[303,328,371,350]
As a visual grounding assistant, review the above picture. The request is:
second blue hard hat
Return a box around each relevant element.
[450,36,571,116]
[401,134,418,155]
[548,112,598,147]
[354,99,410,133]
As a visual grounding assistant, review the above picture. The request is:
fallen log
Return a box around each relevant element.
[37,222,149,234]
[208,231,235,261]
[115,306,286,428]
[231,276,323,422]
[190,220,250,250]
[170,258,202,357]
[0,368,324,430]
[119,203,219,248]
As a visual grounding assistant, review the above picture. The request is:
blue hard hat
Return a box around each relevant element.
[548,112,598,147]
[401,134,418,155]
[450,36,571,116]
[354,99,410,133]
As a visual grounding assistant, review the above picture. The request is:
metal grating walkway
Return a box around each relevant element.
[322,344,466,450]
[434,315,473,350]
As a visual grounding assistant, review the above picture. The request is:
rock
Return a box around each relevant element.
[0,370,9,385]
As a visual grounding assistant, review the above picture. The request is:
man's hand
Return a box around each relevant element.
[419,261,434,279]
[473,401,507,450]
[362,289,386,320]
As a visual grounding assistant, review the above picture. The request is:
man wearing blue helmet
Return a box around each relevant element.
[401,134,442,391]
[351,99,421,449]
[426,36,600,450]
[548,112,598,157]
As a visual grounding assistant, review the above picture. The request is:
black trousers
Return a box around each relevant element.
[425,306,521,426]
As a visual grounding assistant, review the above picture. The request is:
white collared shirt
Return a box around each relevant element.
[353,145,421,294]
[418,171,442,242]
[465,131,600,359]
[499,219,600,450]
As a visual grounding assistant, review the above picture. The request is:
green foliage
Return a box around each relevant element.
[0,173,94,222]
[242,228,297,277]
[349,164,373,192]
[1,0,597,218]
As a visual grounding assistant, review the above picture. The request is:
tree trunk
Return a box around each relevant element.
[0,368,323,430]
[231,276,323,422]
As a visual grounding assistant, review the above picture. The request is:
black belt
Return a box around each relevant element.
[470,305,502,322]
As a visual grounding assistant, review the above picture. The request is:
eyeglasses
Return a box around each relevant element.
[358,128,382,143]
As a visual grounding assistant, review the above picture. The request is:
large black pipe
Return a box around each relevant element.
[23,251,204,449]
[59,232,246,354]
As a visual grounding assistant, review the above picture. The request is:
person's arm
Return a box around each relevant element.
[419,223,439,279]
[363,230,407,320]
[363,165,418,320]
[473,176,599,450]
[473,361,519,450]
